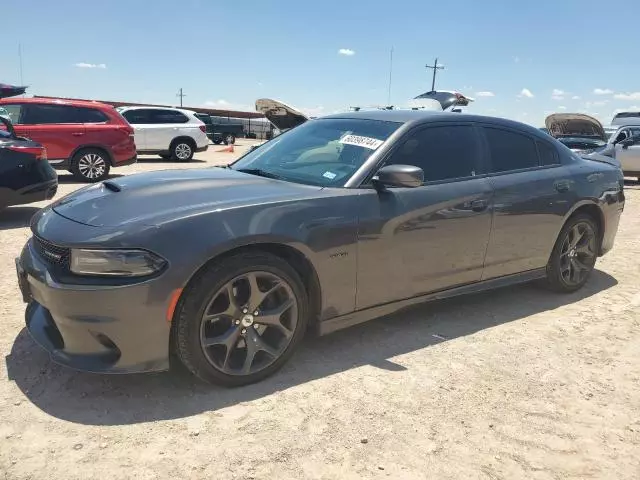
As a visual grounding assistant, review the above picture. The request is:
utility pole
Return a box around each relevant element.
[18,43,24,86]
[387,47,393,106]
[176,88,186,107]
[425,57,444,91]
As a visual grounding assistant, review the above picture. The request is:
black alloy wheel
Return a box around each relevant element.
[545,214,599,292]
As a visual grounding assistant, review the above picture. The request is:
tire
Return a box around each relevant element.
[544,214,600,293]
[71,148,111,183]
[170,139,195,162]
[224,134,236,145]
[213,139,222,145]
[174,252,309,387]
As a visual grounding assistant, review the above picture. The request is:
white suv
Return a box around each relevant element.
[116,106,209,161]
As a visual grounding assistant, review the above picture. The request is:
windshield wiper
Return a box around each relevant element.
[235,168,286,181]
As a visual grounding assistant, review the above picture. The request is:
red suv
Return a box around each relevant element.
[0,97,136,182]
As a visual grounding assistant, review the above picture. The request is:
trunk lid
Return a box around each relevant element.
[255,98,309,131]
[545,113,606,141]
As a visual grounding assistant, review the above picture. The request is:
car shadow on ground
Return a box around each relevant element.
[57,173,124,185]
[136,157,207,164]
[0,206,41,231]
[5,270,617,426]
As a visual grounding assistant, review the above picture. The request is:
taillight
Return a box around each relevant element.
[8,145,47,160]
[199,125,206,133]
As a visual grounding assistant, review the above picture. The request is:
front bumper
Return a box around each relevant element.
[17,238,172,374]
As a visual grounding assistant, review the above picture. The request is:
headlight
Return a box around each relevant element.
[70,249,166,277]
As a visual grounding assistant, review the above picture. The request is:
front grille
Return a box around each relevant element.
[33,236,70,269]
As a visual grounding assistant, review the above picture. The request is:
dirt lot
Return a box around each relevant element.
[1,141,639,480]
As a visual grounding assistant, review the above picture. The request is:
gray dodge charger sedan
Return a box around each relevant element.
[16,110,625,386]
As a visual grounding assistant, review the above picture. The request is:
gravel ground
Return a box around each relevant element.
[1,142,639,480]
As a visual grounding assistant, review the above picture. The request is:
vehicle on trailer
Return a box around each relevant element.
[0,97,137,183]
[0,116,57,210]
[116,106,208,161]
[194,113,244,145]
[17,110,624,386]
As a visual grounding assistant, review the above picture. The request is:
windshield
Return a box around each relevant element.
[231,118,400,187]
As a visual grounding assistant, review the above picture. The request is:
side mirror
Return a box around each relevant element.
[621,138,634,149]
[373,164,424,189]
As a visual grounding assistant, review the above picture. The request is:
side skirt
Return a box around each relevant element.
[317,268,547,336]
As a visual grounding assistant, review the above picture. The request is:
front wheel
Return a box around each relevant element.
[174,252,309,386]
[224,134,236,145]
[545,214,599,293]
[71,149,110,183]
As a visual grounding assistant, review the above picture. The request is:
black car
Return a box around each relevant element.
[0,116,57,210]
[17,110,624,386]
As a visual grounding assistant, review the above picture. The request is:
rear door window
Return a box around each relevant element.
[150,109,189,124]
[482,127,540,173]
[536,140,560,166]
[74,107,108,123]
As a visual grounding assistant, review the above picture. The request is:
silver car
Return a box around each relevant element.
[596,125,640,180]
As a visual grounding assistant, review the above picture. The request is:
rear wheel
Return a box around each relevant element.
[174,252,309,386]
[545,214,599,293]
[170,139,195,162]
[213,139,222,145]
[71,148,110,183]
[224,134,236,145]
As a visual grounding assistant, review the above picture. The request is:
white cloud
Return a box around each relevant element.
[476,91,495,97]
[613,92,640,101]
[572,95,581,100]
[593,88,613,95]
[551,88,565,100]
[518,88,534,98]
[558,106,567,110]
[74,62,106,69]
[203,99,252,111]
[338,48,355,56]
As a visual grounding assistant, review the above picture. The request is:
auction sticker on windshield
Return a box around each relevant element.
[339,134,384,150]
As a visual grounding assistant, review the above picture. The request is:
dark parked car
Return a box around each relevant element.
[16,111,624,386]
[194,113,244,145]
[0,116,57,210]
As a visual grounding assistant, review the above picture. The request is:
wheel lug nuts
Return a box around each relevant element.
[242,308,248,314]
[241,328,247,334]
[254,324,259,329]
[235,320,240,325]
[253,310,259,316]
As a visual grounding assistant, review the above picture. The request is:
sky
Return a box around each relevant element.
[3,0,640,127]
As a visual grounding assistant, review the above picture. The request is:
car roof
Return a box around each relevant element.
[0,97,112,109]
[118,105,195,114]
[322,109,545,137]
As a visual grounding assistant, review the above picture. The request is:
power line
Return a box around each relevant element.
[176,88,186,107]
[425,57,444,91]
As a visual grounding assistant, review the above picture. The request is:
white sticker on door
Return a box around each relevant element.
[339,134,384,150]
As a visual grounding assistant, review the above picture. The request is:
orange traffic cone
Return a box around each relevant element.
[217,144,234,153]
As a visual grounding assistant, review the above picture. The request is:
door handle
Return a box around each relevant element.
[467,199,488,212]
[554,180,571,193]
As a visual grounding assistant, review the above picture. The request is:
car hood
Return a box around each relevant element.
[545,113,606,141]
[51,168,321,227]
[255,98,309,131]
